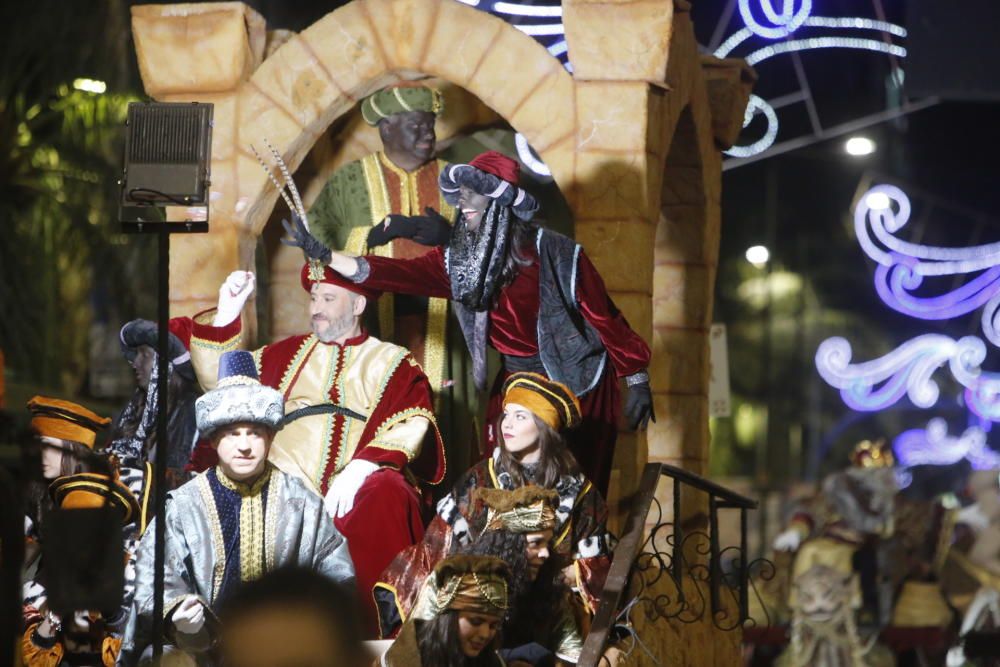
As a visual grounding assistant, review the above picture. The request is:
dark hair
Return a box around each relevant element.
[460,529,567,650]
[415,612,502,667]
[108,370,195,458]
[496,412,580,489]
[218,566,367,664]
[495,210,535,297]
[26,438,106,526]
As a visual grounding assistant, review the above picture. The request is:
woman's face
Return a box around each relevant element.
[525,529,554,581]
[456,611,502,657]
[500,403,541,463]
[39,436,66,479]
[457,185,491,232]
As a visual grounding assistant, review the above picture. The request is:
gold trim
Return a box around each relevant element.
[278,336,317,396]
[361,153,396,342]
[192,331,241,352]
[196,474,226,601]
[423,296,448,394]
[367,407,437,461]
[140,461,153,536]
[215,465,272,583]
[373,581,407,628]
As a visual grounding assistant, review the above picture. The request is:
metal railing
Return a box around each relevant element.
[577,462,763,667]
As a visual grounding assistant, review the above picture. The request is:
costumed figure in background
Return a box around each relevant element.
[117,351,355,666]
[23,471,140,667]
[382,555,509,667]
[310,83,476,477]
[23,397,113,616]
[108,317,200,497]
[941,470,1000,665]
[376,372,613,637]
[771,440,902,667]
[294,149,654,495]
[450,486,583,666]
[184,257,445,635]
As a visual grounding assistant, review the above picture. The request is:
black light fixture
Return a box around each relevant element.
[120,101,213,232]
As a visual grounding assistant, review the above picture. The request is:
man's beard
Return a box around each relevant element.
[312,312,357,343]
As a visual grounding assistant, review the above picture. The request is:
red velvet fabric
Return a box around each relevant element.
[300,262,381,300]
[335,468,425,637]
[469,150,520,185]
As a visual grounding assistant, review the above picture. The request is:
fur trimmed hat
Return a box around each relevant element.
[475,486,559,533]
[119,318,195,381]
[195,351,284,436]
[438,151,539,221]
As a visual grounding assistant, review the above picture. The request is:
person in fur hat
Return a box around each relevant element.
[117,351,354,666]
[288,149,654,497]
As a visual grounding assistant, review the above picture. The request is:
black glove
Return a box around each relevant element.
[366,215,416,248]
[625,380,655,431]
[281,215,331,264]
[410,207,453,246]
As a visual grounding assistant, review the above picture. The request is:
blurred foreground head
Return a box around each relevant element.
[218,566,367,667]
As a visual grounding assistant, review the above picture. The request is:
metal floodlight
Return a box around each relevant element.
[120,101,213,231]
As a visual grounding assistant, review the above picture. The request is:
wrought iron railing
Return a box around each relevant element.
[577,462,771,666]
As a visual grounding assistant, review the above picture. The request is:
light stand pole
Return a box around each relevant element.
[119,100,213,659]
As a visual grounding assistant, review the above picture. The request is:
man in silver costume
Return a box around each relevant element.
[117,350,355,666]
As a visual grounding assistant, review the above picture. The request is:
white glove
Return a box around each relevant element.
[773,528,803,552]
[324,460,379,519]
[957,503,991,533]
[212,271,255,326]
[946,646,967,667]
[170,596,206,636]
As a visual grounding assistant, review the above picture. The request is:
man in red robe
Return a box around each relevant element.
[185,262,445,635]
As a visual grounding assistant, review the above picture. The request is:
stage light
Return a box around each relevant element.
[845,136,876,156]
[73,78,106,94]
[745,245,770,267]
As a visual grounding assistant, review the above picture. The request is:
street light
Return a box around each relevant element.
[845,136,876,156]
[746,245,770,268]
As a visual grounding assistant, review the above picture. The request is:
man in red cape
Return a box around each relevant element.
[184,261,445,635]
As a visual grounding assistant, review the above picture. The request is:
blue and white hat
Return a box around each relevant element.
[195,351,284,435]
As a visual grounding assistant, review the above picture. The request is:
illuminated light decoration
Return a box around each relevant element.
[965,372,1000,422]
[715,9,907,158]
[814,334,986,411]
[744,37,906,67]
[548,40,568,57]
[456,0,480,5]
[893,418,1000,470]
[513,23,565,36]
[493,1,562,17]
[73,78,106,94]
[737,0,813,39]
[714,17,907,59]
[515,133,551,178]
[724,95,778,158]
[854,184,1000,346]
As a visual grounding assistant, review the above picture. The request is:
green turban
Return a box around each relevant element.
[360,85,443,126]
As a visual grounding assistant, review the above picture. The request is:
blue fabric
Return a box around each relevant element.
[217,350,259,382]
[206,468,272,600]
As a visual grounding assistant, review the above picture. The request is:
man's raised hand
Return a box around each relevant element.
[213,271,255,327]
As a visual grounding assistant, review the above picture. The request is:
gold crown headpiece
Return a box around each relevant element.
[850,438,895,469]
